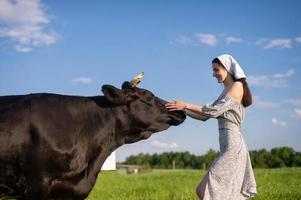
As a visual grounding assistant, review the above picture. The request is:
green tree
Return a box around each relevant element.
[122,147,301,169]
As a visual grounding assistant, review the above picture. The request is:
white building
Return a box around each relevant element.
[101,151,116,170]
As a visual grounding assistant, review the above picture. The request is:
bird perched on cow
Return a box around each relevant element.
[0,73,186,200]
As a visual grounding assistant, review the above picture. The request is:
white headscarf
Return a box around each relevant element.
[217,54,246,79]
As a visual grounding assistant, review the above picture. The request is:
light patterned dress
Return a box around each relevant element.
[185,94,257,199]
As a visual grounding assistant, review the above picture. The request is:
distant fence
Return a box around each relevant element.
[116,164,145,174]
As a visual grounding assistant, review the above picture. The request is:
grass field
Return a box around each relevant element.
[86,167,301,200]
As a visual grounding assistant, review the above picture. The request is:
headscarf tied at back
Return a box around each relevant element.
[217,54,246,79]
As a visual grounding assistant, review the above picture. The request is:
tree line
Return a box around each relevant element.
[121,147,301,169]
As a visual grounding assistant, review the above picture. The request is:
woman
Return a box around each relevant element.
[165,54,257,200]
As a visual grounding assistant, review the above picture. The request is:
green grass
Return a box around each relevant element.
[86,168,301,200]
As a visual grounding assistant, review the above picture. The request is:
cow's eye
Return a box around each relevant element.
[146,96,153,101]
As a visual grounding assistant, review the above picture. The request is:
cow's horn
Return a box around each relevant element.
[130,72,144,87]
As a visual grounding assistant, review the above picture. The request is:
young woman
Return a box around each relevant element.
[165,54,257,199]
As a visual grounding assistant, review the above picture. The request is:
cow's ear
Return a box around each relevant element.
[121,81,135,91]
[102,85,127,105]
[122,81,140,100]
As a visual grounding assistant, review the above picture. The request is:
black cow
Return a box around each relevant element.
[0,81,185,199]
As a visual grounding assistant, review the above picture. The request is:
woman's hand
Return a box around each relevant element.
[165,100,186,111]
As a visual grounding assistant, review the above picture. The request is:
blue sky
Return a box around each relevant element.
[1,0,301,162]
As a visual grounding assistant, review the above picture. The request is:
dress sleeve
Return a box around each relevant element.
[201,96,234,118]
[184,109,209,121]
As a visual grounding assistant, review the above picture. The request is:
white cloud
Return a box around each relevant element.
[72,77,93,84]
[195,33,217,46]
[285,99,301,106]
[263,39,292,49]
[173,34,300,49]
[173,35,192,45]
[225,36,243,44]
[0,0,58,53]
[293,108,301,120]
[253,96,280,108]
[15,44,32,52]
[172,33,244,47]
[151,140,178,149]
[248,69,294,88]
[255,38,268,45]
[256,37,301,48]
[272,69,294,78]
[271,118,287,126]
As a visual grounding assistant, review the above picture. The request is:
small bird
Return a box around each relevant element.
[130,72,144,87]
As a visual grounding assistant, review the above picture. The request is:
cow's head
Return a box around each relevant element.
[102,73,186,143]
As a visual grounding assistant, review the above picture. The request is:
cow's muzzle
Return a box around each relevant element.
[169,111,186,126]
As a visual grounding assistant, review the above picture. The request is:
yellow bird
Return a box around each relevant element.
[130,72,144,87]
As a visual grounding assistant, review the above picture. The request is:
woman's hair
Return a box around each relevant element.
[212,58,252,107]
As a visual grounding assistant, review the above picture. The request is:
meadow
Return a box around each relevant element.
[87,168,301,200]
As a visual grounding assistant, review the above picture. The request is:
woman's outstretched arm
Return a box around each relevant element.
[184,109,209,121]
[165,96,234,119]
[165,100,209,121]
[165,100,203,112]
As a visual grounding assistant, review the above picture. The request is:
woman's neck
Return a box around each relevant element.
[223,74,234,89]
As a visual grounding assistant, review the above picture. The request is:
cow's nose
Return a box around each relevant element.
[169,111,186,125]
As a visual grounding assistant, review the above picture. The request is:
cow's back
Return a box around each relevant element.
[0,95,32,197]
[0,93,104,198]
[0,94,32,157]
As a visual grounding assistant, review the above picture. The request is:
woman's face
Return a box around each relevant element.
[212,63,228,83]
